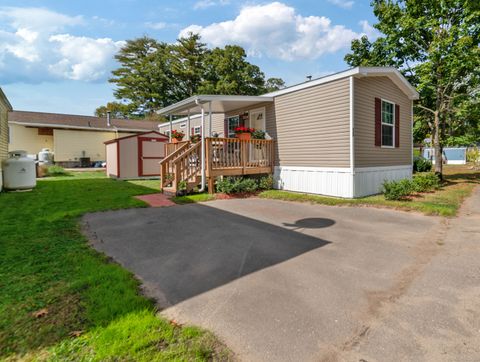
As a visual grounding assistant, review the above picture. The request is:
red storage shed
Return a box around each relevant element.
[104,131,169,179]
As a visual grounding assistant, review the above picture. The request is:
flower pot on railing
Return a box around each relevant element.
[234,126,254,141]
[237,133,251,140]
[171,130,184,143]
[172,138,183,144]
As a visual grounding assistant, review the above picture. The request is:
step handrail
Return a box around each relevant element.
[160,142,191,188]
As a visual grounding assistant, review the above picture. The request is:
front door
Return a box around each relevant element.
[248,107,266,131]
[138,137,165,177]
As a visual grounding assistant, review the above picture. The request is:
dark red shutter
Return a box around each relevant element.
[191,127,194,136]
[374,97,381,146]
[224,119,228,138]
[395,104,400,148]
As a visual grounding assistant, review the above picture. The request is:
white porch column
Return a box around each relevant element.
[187,109,191,140]
[200,107,206,190]
[169,114,173,142]
[208,101,212,137]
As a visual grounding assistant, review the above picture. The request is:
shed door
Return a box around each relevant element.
[138,137,166,177]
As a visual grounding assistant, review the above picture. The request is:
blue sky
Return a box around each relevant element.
[0,0,379,115]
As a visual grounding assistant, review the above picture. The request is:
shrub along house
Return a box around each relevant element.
[157,67,419,198]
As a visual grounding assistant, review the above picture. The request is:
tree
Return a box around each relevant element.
[199,45,267,95]
[94,102,132,119]
[170,33,207,99]
[109,37,175,117]
[345,0,480,177]
[264,77,286,93]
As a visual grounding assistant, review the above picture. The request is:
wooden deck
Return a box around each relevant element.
[160,137,275,193]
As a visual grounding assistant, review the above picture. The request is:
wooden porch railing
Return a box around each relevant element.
[160,141,190,188]
[206,137,275,177]
[161,137,275,193]
[165,140,190,157]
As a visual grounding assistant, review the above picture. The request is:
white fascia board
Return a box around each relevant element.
[8,121,149,133]
[158,114,202,127]
[265,67,419,100]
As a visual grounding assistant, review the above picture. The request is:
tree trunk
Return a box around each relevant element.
[433,110,443,179]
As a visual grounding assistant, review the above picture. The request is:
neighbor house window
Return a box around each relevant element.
[194,126,201,135]
[180,123,186,128]
[165,130,170,137]
[381,100,394,147]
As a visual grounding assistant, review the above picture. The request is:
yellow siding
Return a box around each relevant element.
[53,129,133,162]
[9,124,54,155]
[354,76,412,167]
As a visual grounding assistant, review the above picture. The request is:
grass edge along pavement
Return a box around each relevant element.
[0,172,231,361]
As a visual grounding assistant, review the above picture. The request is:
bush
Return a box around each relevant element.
[413,157,432,172]
[215,176,260,194]
[466,147,480,164]
[383,178,414,200]
[46,165,68,176]
[258,175,274,190]
[412,172,440,192]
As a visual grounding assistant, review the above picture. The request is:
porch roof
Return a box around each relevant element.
[157,95,273,116]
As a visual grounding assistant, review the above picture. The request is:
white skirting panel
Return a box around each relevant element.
[353,165,412,198]
[274,166,354,198]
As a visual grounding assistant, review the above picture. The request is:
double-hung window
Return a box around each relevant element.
[193,126,201,135]
[381,100,394,147]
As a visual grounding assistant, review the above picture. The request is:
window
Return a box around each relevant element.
[194,126,201,135]
[381,100,394,147]
[165,130,170,137]
[180,123,186,128]
[227,116,240,138]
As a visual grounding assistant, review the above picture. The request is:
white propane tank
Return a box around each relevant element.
[38,148,54,164]
[2,151,36,190]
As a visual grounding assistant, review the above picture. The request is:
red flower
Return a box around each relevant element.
[234,126,255,134]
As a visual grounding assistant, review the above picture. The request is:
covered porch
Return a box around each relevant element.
[157,95,275,193]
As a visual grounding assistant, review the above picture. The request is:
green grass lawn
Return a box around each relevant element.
[0,172,229,361]
[259,165,479,216]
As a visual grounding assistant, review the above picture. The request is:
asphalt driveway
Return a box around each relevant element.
[83,194,480,361]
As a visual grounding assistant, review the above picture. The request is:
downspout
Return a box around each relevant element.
[169,114,173,142]
[187,109,191,140]
[196,100,206,192]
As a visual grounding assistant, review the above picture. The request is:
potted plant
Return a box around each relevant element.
[252,130,266,140]
[190,134,201,143]
[171,129,184,143]
[234,126,254,140]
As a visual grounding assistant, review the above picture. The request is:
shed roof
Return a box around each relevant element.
[8,110,162,133]
[104,130,168,145]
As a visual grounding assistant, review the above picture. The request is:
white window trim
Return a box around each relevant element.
[248,107,266,131]
[193,126,201,135]
[227,114,240,138]
[381,98,395,149]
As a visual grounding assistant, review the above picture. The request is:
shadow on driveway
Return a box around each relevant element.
[83,203,333,306]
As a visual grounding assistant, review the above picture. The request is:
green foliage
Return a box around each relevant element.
[466,147,480,164]
[46,165,68,176]
[383,179,414,200]
[413,157,432,172]
[178,180,187,191]
[215,176,260,194]
[252,129,266,139]
[258,175,274,190]
[345,1,480,175]
[412,172,441,193]
[104,34,285,118]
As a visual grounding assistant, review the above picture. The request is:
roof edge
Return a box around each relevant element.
[8,121,154,133]
[0,87,13,110]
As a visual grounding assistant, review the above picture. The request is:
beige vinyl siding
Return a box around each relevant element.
[53,129,133,162]
[158,114,225,137]
[354,76,412,167]
[273,78,351,167]
[8,124,54,155]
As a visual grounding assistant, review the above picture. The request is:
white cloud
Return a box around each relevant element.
[48,34,124,81]
[327,0,354,9]
[359,20,380,39]
[194,0,230,10]
[145,21,167,30]
[180,2,369,61]
[0,7,123,83]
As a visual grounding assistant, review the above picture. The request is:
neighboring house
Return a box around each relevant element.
[0,88,13,191]
[8,111,161,167]
[158,113,225,138]
[423,147,467,165]
[158,67,419,198]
